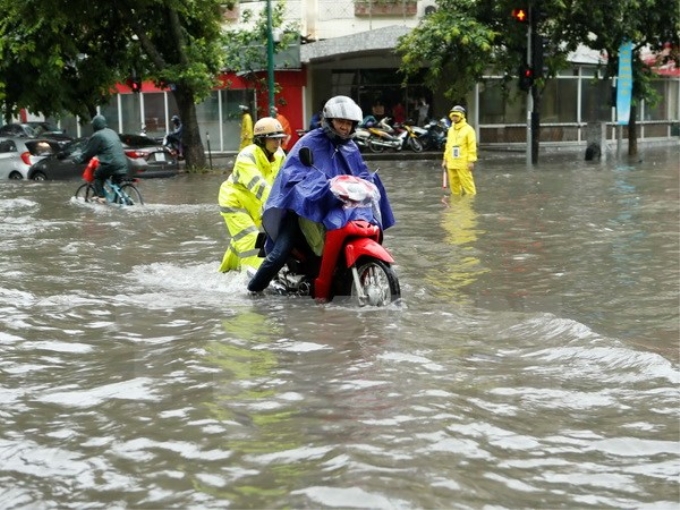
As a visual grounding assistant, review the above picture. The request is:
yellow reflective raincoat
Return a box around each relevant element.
[443,117,478,195]
[218,144,285,272]
[239,112,254,150]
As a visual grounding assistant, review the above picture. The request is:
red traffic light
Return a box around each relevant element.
[518,63,534,91]
[126,76,142,93]
[511,8,528,22]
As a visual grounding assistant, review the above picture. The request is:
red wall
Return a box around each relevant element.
[253,70,307,148]
[115,68,308,147]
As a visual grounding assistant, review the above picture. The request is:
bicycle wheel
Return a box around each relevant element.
[74,183,96,202]
[119,183,144,205]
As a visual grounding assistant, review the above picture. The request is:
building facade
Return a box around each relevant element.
[48,0,680,152]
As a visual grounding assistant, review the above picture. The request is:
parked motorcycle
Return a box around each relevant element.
[393,120,425,153]
[366,117,404,153]
[354,126,372,152]
[419,117,449,151]
[259,147,400,306]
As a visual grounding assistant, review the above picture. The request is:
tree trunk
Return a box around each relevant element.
[172,86,207,170]
[628,103,638,157]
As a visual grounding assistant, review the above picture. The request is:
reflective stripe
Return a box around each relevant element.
[220,206,249,214]
[230,246,260,258]
[237,151,257,164]
[245,175,267,200]
[232,225,259,241]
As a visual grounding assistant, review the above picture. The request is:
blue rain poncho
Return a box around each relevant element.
[261,128,395,244]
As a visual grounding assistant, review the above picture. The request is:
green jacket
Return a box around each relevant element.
[77,115,128,175]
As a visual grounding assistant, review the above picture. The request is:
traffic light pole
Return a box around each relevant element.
[526,12,533,166]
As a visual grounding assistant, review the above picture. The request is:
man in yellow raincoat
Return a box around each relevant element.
[442,105,478,196]
[218,117,287,272]
[239,104,254,150]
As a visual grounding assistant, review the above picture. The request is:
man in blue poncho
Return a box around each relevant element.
[247,95,395,293]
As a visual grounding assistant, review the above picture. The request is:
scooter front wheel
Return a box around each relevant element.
[348,259,400,307]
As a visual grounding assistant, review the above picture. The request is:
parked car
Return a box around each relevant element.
[0,122,74,147]
[118,133,179,178]
[27,134,179,181]
[0,137,61,180]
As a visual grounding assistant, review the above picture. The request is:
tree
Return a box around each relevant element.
[396,0,500,105]
[566,0,679,156]
[396,0,679,158]
[396,0,582,163]
[0,0,230,170]
[221,1,299,116]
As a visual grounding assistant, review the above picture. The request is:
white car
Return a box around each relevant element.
[0,137,60,179]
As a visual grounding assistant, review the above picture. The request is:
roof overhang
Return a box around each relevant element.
[301,25,411,64]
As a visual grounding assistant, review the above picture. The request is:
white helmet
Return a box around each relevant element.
[322,96,363,141]
[253,117,286,139]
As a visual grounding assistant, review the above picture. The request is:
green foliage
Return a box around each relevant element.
[397,0,499,102]
[0,0,227,122]
[0,0,284,168]
[220,1,299,114]
[222,1,299,74]
[566,0,680,106]
[396,0,679,106]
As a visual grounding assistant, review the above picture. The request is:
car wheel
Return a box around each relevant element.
[9,172,23,180]
[31,170,47,181]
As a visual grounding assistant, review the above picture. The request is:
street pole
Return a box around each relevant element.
[526,8,533,166]
[266,0,275,117]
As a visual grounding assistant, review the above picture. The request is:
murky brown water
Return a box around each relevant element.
[1,145,678,509]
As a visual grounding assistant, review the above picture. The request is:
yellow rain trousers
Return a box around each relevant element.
[218,144,284,272]
[443,118,478,196]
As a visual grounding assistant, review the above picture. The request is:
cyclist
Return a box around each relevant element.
[76,114,129,204]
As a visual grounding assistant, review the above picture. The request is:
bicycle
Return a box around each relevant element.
[74,176,144,206]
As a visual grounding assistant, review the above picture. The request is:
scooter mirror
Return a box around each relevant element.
[299,147,313,167]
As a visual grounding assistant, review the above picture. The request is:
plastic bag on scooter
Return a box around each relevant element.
[329,175,382,225]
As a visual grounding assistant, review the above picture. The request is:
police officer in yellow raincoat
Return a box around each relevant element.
[442,105,478,196]
[239,104,254,150]
[218,117,287,272]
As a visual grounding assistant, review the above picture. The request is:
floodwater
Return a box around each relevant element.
[1,146,678,509]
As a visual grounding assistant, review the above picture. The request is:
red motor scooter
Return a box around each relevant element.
[258,148,401,306]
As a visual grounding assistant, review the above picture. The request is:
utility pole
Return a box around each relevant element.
[266,0,275,117]
[529,2,544,165]
[526,8,533,166]
[511,4,534,165]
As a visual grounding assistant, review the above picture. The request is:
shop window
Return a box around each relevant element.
[581,78,612,122]
[143,93,167,137]
[543,78,578,123]
[195,92,221,149]
[644,80,668,121]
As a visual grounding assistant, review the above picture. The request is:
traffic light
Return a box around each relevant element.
[518,63,534,92]
[126,76,142,93]
[511,7,529,23]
